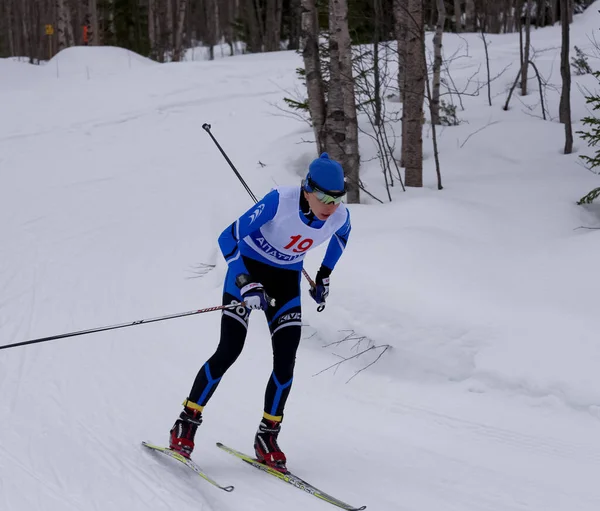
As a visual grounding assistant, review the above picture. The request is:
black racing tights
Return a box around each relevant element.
[187,256,302,421]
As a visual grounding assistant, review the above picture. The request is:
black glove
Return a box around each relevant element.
[309,266,331,305]
[236,273,270,310]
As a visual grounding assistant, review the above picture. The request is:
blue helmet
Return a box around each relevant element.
[304,153,346,195]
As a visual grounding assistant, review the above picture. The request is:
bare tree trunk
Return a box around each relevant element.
[265,0,283,51]
[56,0,69,50]
[89,0,99,45]
[31,0,43,61]
[404,0,425,187]
[481,28,492,106]
[4,0,15,56]
[210,0,220,59]
[65,0,74,46]
[465,0,475,31]
[14,0,24,57]
[107,0,116,45]
[245,0,262,52]
[517,0,523,65]
[428,1,436,30]
[393,0,408,103]
[301,0,326,154]
[489,1,502,33]
[393,0,409,167]
[424,42,443,190]
[521,0,532,95]
[454,0,462,32]
[324,0,345,165]
[568,0,573,24]
[166,0,174,55]
[148,0,157,57]
[21,0,32,60]
[155,6,164,61]
[288,0,302,49]
[550,0,558,24]
[173,0,188,61]
[255,0,266,47]
[10,0,19,57]
[266,0,277,51]
[537,0,545,27]
[431,0,446,125]
[223,0,236,54]
[560,0,573,154]
[505,0,515,32]
[374,0,383,126]
[335,0,360,203]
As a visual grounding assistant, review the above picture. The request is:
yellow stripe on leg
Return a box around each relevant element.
[183,399,204,412]
[263,412,283,422]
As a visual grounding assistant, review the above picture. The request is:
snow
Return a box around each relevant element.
[2,4,600,511]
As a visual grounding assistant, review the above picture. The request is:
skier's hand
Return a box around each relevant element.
[309,273,330,305]
[241,282,270,310]
[236,274,271,310]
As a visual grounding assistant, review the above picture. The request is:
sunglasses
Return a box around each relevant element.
[313,189,345,205]
[304,177,346,205]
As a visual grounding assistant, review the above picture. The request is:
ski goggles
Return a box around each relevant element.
[304,177,346,205]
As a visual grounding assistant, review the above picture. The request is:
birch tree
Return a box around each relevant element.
[173,0,189,61]
[56,0,72,51]
[324,0,345,166]
[403,0,425,187]
[301,0,326,154]
[393,0,409,167]
[431,0,446,125]
[335,0,360,203]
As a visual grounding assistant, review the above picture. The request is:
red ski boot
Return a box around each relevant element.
[254,417,287,472]
[169,404,203,458]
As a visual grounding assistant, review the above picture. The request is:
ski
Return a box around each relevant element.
[216,442,366,511]
[142,441,234,492]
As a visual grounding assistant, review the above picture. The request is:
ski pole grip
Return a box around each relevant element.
[240,297,276,309]
[202,123,211,132]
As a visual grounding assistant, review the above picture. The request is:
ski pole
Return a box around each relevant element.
[0,302,250,351]
[202,123,258,203]
[202,123,326,312]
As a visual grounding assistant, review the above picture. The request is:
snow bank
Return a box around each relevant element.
[46,46,157,80]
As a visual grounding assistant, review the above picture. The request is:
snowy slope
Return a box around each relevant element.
[2,6,600,511]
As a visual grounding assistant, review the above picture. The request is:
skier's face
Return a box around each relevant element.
[304,190,341,221]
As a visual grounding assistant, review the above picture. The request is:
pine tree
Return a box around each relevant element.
[577,70,600,204]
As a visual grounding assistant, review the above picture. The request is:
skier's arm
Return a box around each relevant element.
[218,190,280,277]
[318,208,351,278]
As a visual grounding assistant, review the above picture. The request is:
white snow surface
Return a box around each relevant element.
[2,6,600,511]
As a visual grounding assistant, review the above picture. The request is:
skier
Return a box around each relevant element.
[169,153,351,472]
